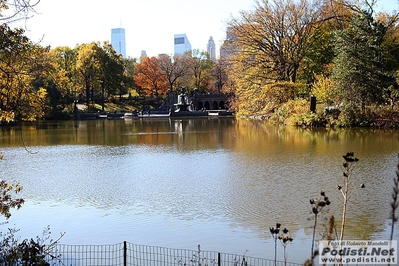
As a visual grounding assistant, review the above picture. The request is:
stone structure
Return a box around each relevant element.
[191,93,228,111]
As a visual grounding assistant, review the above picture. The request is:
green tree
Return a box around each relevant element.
[123,57,137,96]
[331,10,392,112]
[98,42,128,104]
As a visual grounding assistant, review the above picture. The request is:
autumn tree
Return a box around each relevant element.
[0,0,55,122]
[158,53,188,93]
[0,25,49,122]
[211,57,230,94]
[297,0,355,85]
[186,49,214,93]
[76,42,103,105]
[0,0,34,212]
[50,43,130,110]
[228,0,325,84]
[49,46,78,106]
[134,56,168,97]
[0,179,24,219]
[225,0,331,115]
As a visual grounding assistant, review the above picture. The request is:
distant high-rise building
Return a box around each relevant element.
[174,34,191,55]
[220,27,238,59]
[207,36,216,60]
[111,28,126,58]
[139,50,147,62]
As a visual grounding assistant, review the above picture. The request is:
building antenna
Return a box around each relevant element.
[120,19,122,28]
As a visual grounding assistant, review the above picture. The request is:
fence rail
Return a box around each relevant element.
[46,242,302,266]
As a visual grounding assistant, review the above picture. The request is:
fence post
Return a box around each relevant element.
[124,241,127,266]
[218,252,221,266]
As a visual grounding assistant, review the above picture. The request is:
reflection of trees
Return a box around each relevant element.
[226,120,399,243]
[340,215,383,240]
[1,119,398,244]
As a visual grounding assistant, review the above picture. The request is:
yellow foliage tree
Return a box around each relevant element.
[0,25,51,122]
[311,74,337,105]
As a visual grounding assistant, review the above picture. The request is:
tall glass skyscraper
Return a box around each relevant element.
[111,28,126,58]
[174,34,191,55]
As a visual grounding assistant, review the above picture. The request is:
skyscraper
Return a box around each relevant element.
[220,27,238,59]
[111,28,126,58]
[174,34,191,55]
[207,36,216,60]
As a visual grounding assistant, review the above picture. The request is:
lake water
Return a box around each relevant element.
[0,118,398,264]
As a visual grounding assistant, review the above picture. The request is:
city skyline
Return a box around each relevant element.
[9,0,396,59]
[10,0,256,58]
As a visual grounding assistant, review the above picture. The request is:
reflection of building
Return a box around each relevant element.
[111,28,126,58]
[207,36,216,60]
[174,34,191,55]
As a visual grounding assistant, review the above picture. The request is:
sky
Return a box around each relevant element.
[9,0,398,59]
[12,0,255,58]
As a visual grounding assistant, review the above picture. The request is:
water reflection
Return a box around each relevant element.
[1,119,398,262]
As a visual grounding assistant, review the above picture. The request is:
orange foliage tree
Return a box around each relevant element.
[134,57,168,97]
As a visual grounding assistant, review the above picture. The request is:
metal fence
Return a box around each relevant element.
[45,242,303,266]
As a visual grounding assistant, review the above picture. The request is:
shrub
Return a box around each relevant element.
[270,99,308,125]
[0,226,63,265]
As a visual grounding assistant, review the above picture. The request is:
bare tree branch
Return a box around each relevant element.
[0,0,40,24]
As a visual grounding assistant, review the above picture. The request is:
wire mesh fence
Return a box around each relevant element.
[45,242,303,266]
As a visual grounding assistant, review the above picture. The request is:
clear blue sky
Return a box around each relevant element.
[10,0,398,59]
